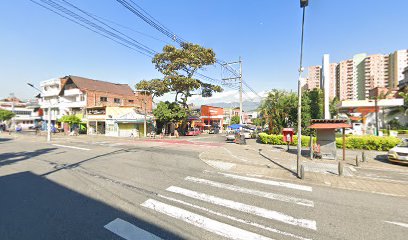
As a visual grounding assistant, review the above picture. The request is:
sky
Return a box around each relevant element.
[1,0,408,105]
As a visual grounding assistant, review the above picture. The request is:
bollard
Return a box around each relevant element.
[338,161,343,176]
[355,155,360,167]
[362,151,366,162]
[300,165,305,179]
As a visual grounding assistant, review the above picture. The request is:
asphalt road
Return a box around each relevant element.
[0,136,407,240]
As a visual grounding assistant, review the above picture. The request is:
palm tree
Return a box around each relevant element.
[259,89,297,134]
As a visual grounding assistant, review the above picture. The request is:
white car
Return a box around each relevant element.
[388,140,408,164]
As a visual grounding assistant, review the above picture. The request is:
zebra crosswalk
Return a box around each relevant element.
[139,171,317,240]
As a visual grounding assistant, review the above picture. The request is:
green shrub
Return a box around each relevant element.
[336,135,401,151]
[258,133,315,147]
[259,133,401,151]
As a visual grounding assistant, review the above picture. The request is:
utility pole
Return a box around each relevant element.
[239,57,243,124]
[375,98,379,136]
[135,89,150,137]
[297,0,308,178]
[222,57,243,124]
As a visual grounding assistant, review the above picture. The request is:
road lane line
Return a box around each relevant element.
[158,194,312,240]
[217,172,313,192]
[166,186,317,230]
[141,199,273,240]
[185,176,314,207]
[104,218,162,240]
[51,144,91,151]
[349,166,356,172]
[384,221,408,228]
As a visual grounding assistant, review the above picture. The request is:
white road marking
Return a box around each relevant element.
[51,144,91,151]
[166,186,317,230]
[370,191,406,197]
[217,172,313,192]
[104,218,161,240]
[158,194,311,240]
[222,147,249,162]
[206,160,236,170]
[384,221,408,228]
[349,166,357,172]
[354,175,408,184]
[185,176,314,207]
[141,199,273,240]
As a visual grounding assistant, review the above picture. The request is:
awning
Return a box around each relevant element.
[308,123,351,129]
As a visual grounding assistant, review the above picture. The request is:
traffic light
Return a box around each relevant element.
[300,0,309,8]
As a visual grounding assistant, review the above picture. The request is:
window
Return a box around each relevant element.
[80,95,85,101]
[114,98,121,104]
[128,99,134,103]
[100,96,108,102]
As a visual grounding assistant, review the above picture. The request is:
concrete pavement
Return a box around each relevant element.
[1,134,408,239]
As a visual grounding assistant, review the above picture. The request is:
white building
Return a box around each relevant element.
[39,77,87,123]
[0,97,41,130]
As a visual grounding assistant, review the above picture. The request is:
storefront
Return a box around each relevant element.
[200,105,224,131]
[105,108,153,137]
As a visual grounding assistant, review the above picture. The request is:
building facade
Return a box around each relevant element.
[0,97,41,130]
[363,54,389,99]
[38,75,152,135]
[389,49,408,88]
[308,49,408,101]
[305,65,322,90]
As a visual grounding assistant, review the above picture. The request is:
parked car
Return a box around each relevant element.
[388,139,408,164]
[225,130,236,142]
[186,128,201,136]
[242,130,252,139]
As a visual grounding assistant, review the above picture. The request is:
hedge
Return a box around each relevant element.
[381,129,408,135]
[335,135,401,151]
[259,133,401,151]
[258,133,316,147]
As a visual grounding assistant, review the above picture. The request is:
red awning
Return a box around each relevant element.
[308,123,351,129]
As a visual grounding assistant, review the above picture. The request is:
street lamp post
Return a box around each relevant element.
[297,0,308,178]
[27,83,52,142]
[135,90,149,137]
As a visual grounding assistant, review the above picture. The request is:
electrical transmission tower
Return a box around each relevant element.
[221,57,243,124]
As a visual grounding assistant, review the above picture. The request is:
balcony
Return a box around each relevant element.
[64,88,82,96]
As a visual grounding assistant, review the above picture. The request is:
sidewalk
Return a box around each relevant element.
[199,140,408,198]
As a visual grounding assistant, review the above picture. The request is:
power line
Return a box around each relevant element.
[115,0,259,94]
[30,0,156,58]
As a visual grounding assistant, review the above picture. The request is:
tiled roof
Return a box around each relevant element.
[63,75,134,96]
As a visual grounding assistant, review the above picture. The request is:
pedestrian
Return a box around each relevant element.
[174,129,179,138]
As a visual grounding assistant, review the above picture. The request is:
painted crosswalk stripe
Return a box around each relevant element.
[166,186,317,230]
[384,221,408,228]
[185,176,314,207]
[216,172,312,192]
[104,218,161,240]
[52,144,91,151]
[141,199,273,240]
[159,194,312,240]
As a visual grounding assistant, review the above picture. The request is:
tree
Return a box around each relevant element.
[153,101,187,125]
[230,115,240,125]
[259,89,297,134]
[329,97,340,118]
[0,109,15,121]
[135,78,169,101]
[252,118,264,126]
[58,115,81,125]
[136,43,223,109]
